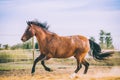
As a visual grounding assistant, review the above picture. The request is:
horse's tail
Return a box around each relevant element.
[89,39,114,60]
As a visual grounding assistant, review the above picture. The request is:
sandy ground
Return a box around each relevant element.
[0,66,120,80]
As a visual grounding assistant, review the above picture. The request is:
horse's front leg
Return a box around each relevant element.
[31,54,46,74]
[41,60,52,72]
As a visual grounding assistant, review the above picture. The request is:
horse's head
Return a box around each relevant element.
[21,21,35,42]
[21,20,49,42]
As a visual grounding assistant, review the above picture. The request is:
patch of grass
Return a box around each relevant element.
[0,62,32,71]
[0,51,13,62]
[0,50,33,63]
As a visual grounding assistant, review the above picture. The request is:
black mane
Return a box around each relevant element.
[27,20,49,30]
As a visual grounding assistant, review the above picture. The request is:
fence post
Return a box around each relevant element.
[32,37,35,62]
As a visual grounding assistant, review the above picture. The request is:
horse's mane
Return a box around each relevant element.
[27,20,57,35]
[27,20,49,30]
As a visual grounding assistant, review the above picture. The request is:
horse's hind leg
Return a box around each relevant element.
[70,58,82,78]
[70,52,88,78]
[41,60,52,72]
[82,59,89,74]
[31,54,46,74]
[70,54,83,78]
[75,59,82,73]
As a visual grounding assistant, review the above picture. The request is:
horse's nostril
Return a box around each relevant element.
[21,38,23,41]
[21,37,25,41]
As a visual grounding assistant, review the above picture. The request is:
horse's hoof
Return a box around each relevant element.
[70,73,77,79]
[45,68,53,72]
[31,73,34,76]
[31,70,35,76]
[31,68,35,73]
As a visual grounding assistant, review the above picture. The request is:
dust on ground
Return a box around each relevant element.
[0,66,120,80]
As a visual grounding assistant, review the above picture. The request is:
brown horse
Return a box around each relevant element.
[21,20,113,78]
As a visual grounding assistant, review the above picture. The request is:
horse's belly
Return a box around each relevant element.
[53,51,75,58]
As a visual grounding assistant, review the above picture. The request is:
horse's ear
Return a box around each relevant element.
[26,21,31,26]
[46,25,50,30]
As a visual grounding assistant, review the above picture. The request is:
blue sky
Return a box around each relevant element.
[0,0,120,49]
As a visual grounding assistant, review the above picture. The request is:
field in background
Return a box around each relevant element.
[0,50,120,80]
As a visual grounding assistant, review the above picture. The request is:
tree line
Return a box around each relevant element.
[0,39,39,50]
[10,40,39,50]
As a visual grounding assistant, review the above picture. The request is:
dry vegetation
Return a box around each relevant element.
[0,50,120,80]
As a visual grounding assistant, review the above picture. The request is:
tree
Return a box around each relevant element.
[3,44,9,50]
[105,33,113,48]
[99,30,105,48]
[0,44,1,48]
[99,30,114,49]
[22,41,32,49]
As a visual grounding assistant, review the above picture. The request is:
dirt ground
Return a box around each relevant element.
[0,66,120,80]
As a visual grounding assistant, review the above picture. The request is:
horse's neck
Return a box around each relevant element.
[34,27,46,41]
[34,27,52,49]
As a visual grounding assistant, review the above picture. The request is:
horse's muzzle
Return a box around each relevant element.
[21,37,26,42]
